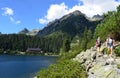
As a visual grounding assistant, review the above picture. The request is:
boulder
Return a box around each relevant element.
[88,65,120,78]
[89,63,104,74]
[90,51,97,61]
[115,58,120,64]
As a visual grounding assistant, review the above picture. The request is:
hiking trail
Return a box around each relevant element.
[73,42,120,78]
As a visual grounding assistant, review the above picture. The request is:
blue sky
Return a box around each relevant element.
[0,0,120,34]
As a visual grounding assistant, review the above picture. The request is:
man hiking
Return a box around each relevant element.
[106,35,114,57]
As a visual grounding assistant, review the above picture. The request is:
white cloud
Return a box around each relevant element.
[16,20,21,24]
[1,7,21,24]
[76,0,120,17]
[10,17,14,22]
[39,18,47,24]
[10,17,21,24]
[45,3,68,21]
[39,2,69,24]
[2,7,14,16]
[39,0,120,24]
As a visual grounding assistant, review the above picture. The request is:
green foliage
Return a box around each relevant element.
[94,5,120,41]
[80,28,93,51]
[59,36,84,60]
[115,45,120,56]
[59,50,82,61]
[62,39,71,52]
[37,60,87,78]
[37,34,88,78]
[103,48,108,54]
[117,64,120,69]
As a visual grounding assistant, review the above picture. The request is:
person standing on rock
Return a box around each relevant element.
[96,37,101,54]
[106,35,114,56]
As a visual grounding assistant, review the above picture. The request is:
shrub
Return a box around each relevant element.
[117,64,120,69]
[115,45,120,56]
[103,48,108,54]
[37,60,87,78]
[58,51,80,61]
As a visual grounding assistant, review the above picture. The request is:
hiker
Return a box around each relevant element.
[96,37,101,54]
[106,35,114,56]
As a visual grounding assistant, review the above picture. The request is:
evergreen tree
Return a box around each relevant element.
[62,38,70,52]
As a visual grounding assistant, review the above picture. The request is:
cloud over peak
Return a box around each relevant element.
[45,3,68,21]
[39,0,120,24]
[39,3,69,24]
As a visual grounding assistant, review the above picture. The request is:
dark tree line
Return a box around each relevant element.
[0,34,65,54]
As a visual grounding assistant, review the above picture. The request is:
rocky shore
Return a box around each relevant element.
[73,43,120,78]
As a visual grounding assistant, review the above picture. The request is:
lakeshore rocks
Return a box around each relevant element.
[73,44,120,78]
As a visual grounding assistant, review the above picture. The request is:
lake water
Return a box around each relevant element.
[0,55,57,78]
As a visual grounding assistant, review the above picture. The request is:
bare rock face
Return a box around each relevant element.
[73,43,120,78]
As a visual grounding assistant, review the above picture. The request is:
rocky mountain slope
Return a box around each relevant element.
[73,43,120,78]
[18,10,102,37]
[37,10,102,37]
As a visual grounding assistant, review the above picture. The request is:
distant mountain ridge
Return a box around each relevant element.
[92,14,103,19]
[37,10,102,37]
[27,29,40,36]
[18,10,103,37]
[19,28,40,36]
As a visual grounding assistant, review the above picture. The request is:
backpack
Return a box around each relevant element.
[96,39,101,47]
[107,38,113,45]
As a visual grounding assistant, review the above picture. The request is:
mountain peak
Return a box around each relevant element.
[19,28,29,34]
[27,28,40,36]
[92,14,103,21]
[87,14,103,21]
[37,10,100,36]
[71,10,83,16]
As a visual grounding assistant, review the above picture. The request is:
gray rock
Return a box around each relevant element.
[90,51,97,61]
[115,58,120,64]
[91,47,97,51]
[88,65,120,78]
[73,43,120,78]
